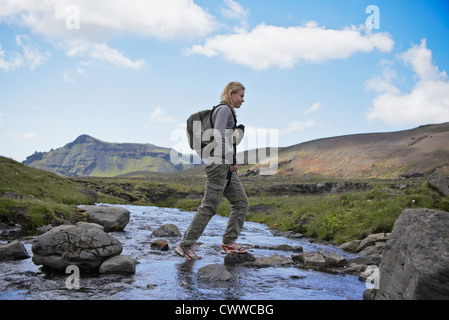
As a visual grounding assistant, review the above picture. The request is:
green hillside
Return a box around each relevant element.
[0,156,98,230]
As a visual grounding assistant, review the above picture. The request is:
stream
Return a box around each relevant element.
[0,204,366,300]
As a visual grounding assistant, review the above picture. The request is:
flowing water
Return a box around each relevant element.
[0,204,366,300]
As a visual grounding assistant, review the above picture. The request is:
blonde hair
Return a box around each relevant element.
[220,81,245,115]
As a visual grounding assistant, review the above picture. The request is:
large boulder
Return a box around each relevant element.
[79,205,130,232]
[0,241,30,261]
[376,209,449,300]
[32,224,122,271]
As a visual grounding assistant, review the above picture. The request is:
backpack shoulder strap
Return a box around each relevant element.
[211,103,237,129]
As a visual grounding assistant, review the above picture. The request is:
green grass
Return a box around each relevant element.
[0,157,93,204]
[82,172,449,244]
[239,181,449,243]
[3,155,449,243]
[0,156,99,230]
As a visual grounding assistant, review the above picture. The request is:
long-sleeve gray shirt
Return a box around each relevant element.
[209,104,243,164]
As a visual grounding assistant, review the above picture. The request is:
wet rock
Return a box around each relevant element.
[321,250,347,268]
[340,233,389,269]
[356,233,390,253]
[37,219,72,234]
[32,224,122,271]
[358,242,386,257]
[75,222,104,231]
[99,255,136,274]
[339,240,361,253]
[151,239,169,251]
[224,252,256,264]
[272,244,303,252]
[269,229,304,239]
[0,240,30,261]
[347,255,381,267]
[292,252,326,270]
[150,224,181,238]
[376,208,449,300]
[340,262,368,276]
[292,251,348,272]
[197,264,234,281]
[253,243,303,252]
[253,255,293,267]
[79,205,130,232]
[0,223,23,237]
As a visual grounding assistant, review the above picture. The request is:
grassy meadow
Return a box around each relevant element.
[2,155,448,243]
[174,178,449,244]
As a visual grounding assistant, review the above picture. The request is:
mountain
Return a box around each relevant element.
[241,122,449,179]
[23,135,199,177]
[23,123,449,180]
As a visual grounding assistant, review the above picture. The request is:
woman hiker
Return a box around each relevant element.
[175,81,249,260]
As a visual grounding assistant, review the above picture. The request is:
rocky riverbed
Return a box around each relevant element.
[0,204,369,300]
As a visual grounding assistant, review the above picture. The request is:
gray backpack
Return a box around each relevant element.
[186,104,236,158]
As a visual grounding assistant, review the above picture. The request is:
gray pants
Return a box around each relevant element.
[180,163,249,249]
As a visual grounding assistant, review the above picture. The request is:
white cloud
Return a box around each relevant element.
[398,39,446,81]
[65,41,147,70]
[221,0,249,31]
[0,0,216,70]
[365,59,399,95]
[304,102,321,114]
[0,35,49,72]
[21,132,37,140]
[185,22,394,70]
[280,120,317,135]
[0,45,21,72]
[150,107,178,124]
[221,0,248,20]
[0,0,216,41]
[62,70,74,82]
[76,67,85,74]
[15,35,49,69]
[366,39,449,126]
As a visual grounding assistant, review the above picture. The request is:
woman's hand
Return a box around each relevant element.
[230,164,239,172]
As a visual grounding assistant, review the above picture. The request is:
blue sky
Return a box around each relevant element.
[1,0,449,162]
